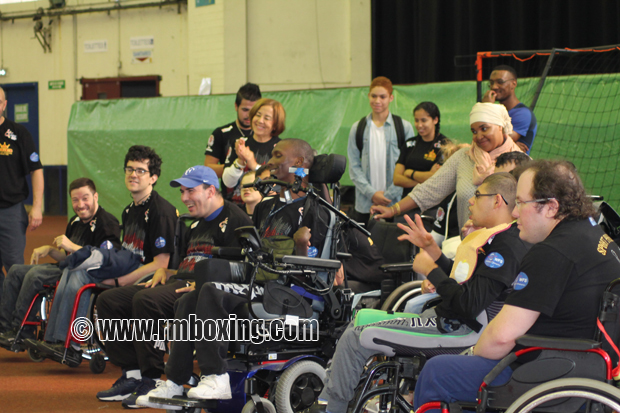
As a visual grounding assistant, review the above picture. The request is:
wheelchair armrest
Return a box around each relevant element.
[94,283,114,290]
[515,334,601,351]
[337,252,352,261]
[380,262,413,273]
[279,255,342,270]
[211,247,245,260]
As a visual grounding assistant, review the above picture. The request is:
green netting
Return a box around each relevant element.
[67,78,620,220]
[67,82,479,220]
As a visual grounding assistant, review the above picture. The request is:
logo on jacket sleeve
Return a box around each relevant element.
[155,237,166,248]
[513,272,529,290]
[484,252,505,268]
[100,240,113,249]
[30,152,39,162]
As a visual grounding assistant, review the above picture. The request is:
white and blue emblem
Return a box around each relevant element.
[30,152,39,162]
[155,237,166,248]
[589,217,597,226]
[484,252,504,268]
[307,246,318,258]
[513,272,529,290]
[100,240,114,250]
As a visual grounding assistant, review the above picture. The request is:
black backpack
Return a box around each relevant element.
[355,114,406,155]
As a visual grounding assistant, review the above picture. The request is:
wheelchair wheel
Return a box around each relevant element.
[380,281,423,312]
[27,346,45,363]
[349,385,411,413]
[89,352,106,374]
[275,360,325,413]
[505,378,620,413]
[241,397,276,413]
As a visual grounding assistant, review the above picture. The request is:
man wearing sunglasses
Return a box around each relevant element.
[413,160,620,411]
[482,65,538,153]
[29,145,178,366]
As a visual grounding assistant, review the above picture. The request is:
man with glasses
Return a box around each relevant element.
[308,172,530,413]
[413,160,620,410]
[30,145,177,366]
[482,65,538,153]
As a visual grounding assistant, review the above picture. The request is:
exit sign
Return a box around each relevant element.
[49,80,65,90]
[196,0,214,7]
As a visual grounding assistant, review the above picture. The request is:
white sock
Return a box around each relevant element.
[126,369,142,380]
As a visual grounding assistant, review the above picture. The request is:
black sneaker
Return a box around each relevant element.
[97,372,141,401]
[0,329,17,347]
[122,377,158,409]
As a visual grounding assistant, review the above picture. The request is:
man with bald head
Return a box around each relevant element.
[0,86,44,300]
[482,65,538,153]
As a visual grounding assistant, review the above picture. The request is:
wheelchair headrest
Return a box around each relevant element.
[309,154,346,184]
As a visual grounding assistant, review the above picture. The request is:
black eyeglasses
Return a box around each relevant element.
[474,190,508,205]
[124,167,149,176]
[515,198,556,208]
[488,78,515,87]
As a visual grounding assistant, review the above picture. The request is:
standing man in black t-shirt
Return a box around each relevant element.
[413,160,620,410]
[96,165,253,409]
[204,83,262,177]
[0,177,121,345]
[0,86,44,298]
[30,146,177,364]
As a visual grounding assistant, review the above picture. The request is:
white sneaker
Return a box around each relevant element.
[136,380,184,410]
[187,373,232,400]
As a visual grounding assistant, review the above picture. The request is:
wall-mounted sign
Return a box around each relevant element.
[84,40,108,53]
[132,50,153,64]
[196,0,214,7]
[48,80,66,90]
[130,36,154,50]
[14,104,28,123]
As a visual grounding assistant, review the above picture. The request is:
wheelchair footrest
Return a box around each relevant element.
[149,396,218,409]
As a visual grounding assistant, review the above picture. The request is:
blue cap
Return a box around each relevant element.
[170,166,219,189]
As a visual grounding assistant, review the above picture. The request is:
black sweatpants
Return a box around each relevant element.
[96,280,186,379]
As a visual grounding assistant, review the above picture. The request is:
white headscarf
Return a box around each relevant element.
[469,102,514,136]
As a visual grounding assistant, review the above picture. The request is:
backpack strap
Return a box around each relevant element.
[355,116,368,155]
[392,114,405,149]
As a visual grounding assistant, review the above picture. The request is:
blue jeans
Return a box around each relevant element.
[0,202,28,300]
[413,354,513,411]
[44,268,98,343]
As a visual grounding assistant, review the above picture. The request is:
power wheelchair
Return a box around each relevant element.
[147,154,372,413]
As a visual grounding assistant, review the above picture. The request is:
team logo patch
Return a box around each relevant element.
[424,150,436,162]
[484,252,504,268]
[5,129,16,140]
[191,221,199,229]
[513,272,529,290]
[100,240,113,249]
[30,152,39,162]
[207,135,215,148]
[589,217,597,226]
[220,217,229,233]
[406,140,416,148]
[90,219,97,232]
[307,246,318,258]
[0,142,13,156]
[155,237,166,248]
[434,141,442,148]
[436,207,445,222]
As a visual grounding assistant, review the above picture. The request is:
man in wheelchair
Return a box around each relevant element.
[413,159,620,411]
[95,165,253,408]
[310,172,531,413]
[136,138,338,408]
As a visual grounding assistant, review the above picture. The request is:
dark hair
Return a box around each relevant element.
[482,172,517,210]
[69,177,96,194]
[496,151,531,169]
[249,98,286,137]
[280,138,314,169]
[235,83,262,106]
[124,145,162,186]
[256,164,271,178]
[492,65,518,80]
[413,101,441,137]
[525,159,596,220]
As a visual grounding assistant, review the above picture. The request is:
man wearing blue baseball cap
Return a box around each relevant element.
[95,165,253,408]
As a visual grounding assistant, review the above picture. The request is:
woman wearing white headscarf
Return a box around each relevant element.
[372,102,522,229]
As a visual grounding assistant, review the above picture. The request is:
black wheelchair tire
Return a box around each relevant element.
[89,352,106,374]
[241,397,276,413]
[275,360,325,413]
[505,378,620,413]
[28,346,45,363]
[380,281,423,312]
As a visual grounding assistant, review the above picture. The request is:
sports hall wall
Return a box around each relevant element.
[68,75,620,220]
